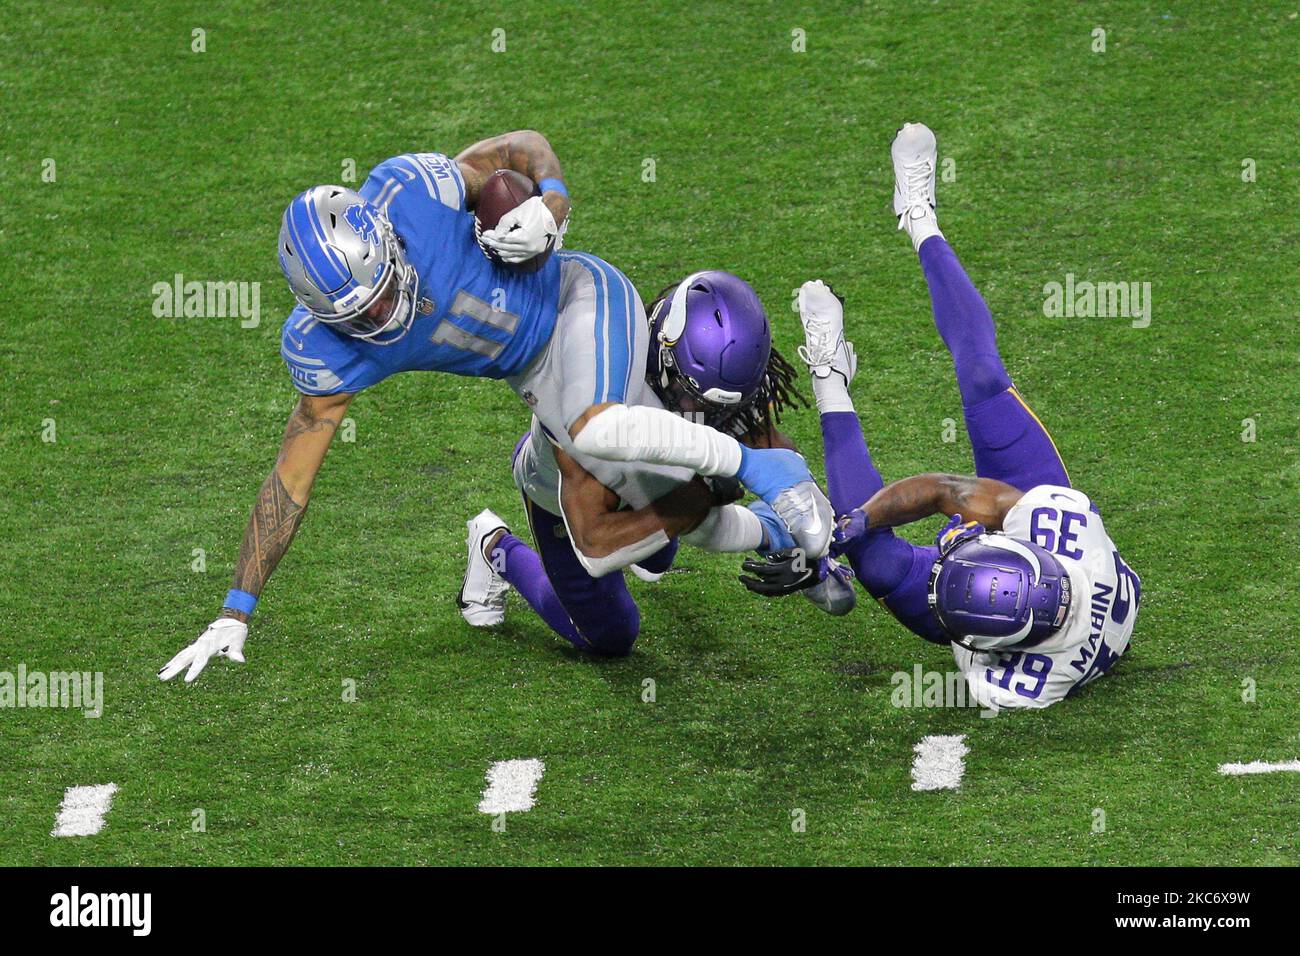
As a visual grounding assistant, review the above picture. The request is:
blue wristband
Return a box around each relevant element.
[223,589,258,616]
[538,177,568,198]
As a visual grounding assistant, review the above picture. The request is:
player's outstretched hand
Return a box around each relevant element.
[479,195,560,263]
[935,513,985,556]
[735,446,834,558]
[740,549,851,597]
[739,549,820,596]
[159,617,247,684]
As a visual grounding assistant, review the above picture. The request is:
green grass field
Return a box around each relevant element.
[2,0,1297,866]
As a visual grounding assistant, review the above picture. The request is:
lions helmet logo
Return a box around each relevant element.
[343,202,382,246]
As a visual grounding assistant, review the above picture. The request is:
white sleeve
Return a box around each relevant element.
[569,530,671,578]
[571,404,743,477]
[680,504,765,553]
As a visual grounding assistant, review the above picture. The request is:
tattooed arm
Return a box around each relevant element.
[219,391,353,622]
[454,130,570,226]
[859,473,1024,532]
[159,391,353,682]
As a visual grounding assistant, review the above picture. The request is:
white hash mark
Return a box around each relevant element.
[478,759,545,813]
[910,735,968,791]
[1218,759,1300,776]
[51,783,119,837]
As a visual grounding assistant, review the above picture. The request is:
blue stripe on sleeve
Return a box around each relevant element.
[598,255,635,404]
[589,259,609,402]
[571,253,637,405]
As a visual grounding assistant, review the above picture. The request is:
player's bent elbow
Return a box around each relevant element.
[572,522,672,579]
[512,129,552,153]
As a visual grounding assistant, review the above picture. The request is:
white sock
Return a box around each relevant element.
[680,503,764,553]
[902,205,943,253]
[812,371,855,415]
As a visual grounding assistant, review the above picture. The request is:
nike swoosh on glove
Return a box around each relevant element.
[738,549,822,596]
[735,447,834,558]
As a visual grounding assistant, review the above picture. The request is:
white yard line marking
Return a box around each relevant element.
[478,759,545,813]
[51,783,119,837]
[1218,759,1300,776]
[910,735,968,791]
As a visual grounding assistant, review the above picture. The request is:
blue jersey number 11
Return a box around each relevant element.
[431,290,519,359]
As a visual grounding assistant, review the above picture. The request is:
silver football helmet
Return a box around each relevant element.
[278,185,418,345]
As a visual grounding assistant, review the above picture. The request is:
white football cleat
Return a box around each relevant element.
[797,280,857,384]
[891,122,942,250]
[459,509,511,627]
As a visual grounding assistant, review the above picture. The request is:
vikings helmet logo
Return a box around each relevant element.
[343,202,381,246]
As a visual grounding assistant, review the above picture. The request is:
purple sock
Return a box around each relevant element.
[919,236,1012,407]
[820,411,884,515]
[819,411,915,597]
[492,533,583,647]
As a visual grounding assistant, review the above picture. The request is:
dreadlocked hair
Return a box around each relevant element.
[738,343,810,437]
[644,285,810,440]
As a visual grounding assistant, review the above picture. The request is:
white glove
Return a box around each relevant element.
[159,617,247,683]
[480,195,563,263]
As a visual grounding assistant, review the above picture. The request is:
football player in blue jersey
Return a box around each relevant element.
[160,131,833,683]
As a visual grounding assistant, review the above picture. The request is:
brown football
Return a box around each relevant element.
[474,168,550,273]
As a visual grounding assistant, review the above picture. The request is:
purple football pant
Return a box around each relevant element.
[823,236,1069,644]
[492,436,678,656]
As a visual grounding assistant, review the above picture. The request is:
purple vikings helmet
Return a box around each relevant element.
[647,271,772,431]
[928,534,1073,651]
[278,185,419,345]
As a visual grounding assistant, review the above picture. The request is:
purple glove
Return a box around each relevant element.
[935,513,986,556]
[820,556,855,586]
[830,508,868,557]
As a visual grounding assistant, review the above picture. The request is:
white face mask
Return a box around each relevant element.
[334,250,418,345]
